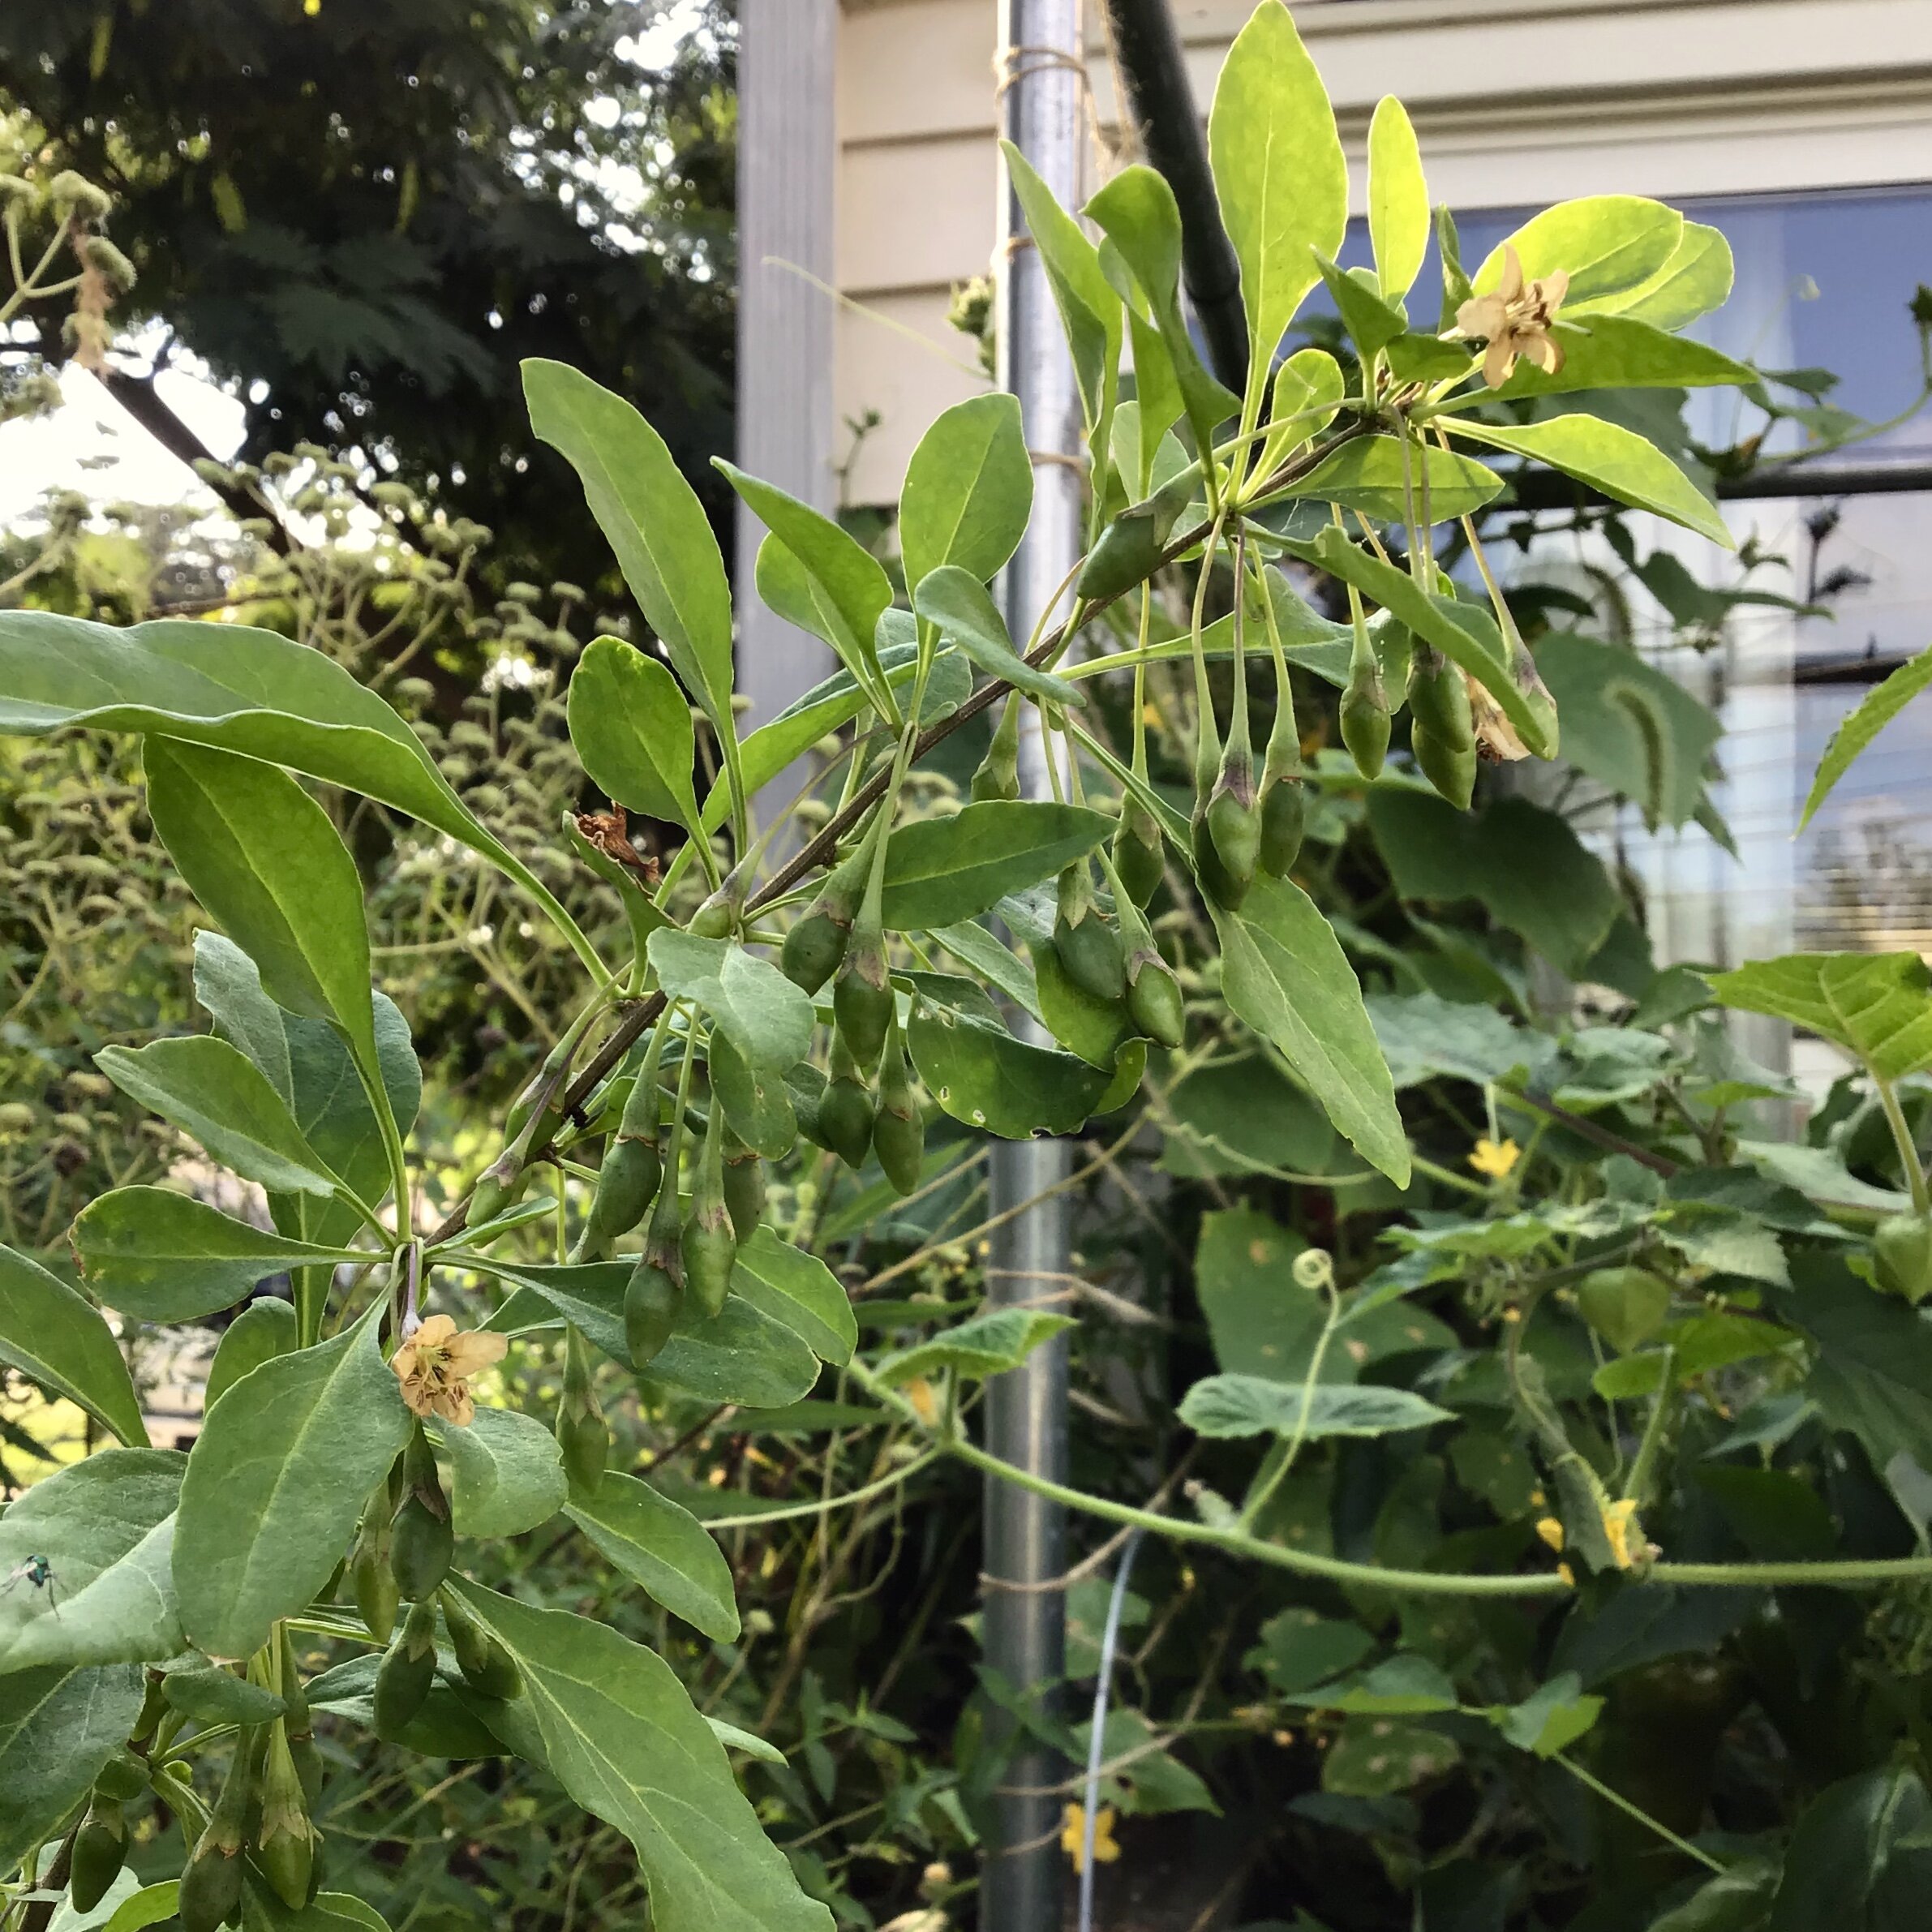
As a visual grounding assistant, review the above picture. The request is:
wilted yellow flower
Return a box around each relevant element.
[1456,246,1569,389]
[1060,1801,1121,1874]
[1468,1137,1521,1180]
[1601,1496,1642,1570]
[1535,1516,1565,1553]
[390,1313,506,1427]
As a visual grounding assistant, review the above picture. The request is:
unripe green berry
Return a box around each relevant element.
[624,1256,682,1367]
[69,1800,127,1913]
[372,1598,439,1741]
[1340,668,1391,780]
[1112,798,1165,908]
[1126,952,1185,1048]
[818,1072,875,1170]
[440,1588,523,1700]
[723,1141,765,1237]
[1257,775,1305,878]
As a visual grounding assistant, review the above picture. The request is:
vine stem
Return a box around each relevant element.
[1550,1754,1728,1876]
[1874,1075,1930,1215]
[697,1447,942,1530]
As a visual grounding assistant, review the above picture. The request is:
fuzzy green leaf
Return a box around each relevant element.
[1709,951,1932,1080]
[1367,97,1428,300]
[898,393,1033,592]
[568,635,702,831]
[1800,641,1932,831]
[911,565,1084,707]
[437,1405,569,1539]
[566,1471,741,1641]
[0,1243,148,1446]
[882,801,1110,930]
[1179,1374,1452,1440]
[0,1664,145,1874]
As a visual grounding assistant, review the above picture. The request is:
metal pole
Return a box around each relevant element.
[985,5,1083,1927]
[1098,0,1249,394]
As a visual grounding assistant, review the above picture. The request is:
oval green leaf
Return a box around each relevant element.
[881,801,1111,931]
[898,392,1033,592]
[568,634,702,831]
[0,1243,148,1446]
[565,1470,741,1641]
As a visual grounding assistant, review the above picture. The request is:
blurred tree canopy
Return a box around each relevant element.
[0,0,736,594]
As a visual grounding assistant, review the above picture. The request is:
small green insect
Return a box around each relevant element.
[3,1555,58,1608]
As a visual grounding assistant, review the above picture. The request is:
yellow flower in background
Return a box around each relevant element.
[1468,1137,1521,1180]
[390,1314,506,1427]
[904,1376,941,1428]
[1535,1516,1565,1553]
[1557,1562,1577,1588]
[1060,1801,1121,1874]
[1456,245,1569,389]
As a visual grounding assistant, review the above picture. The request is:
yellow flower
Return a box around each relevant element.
[1468,1137,1521,1180]
[1557,1561,1577,1588]
[904,1376,941,1428]
[1535,1516,1565,1553]
[1455,245,1569,389]
[1601,1496,1642,1570]
[390,1313,506,1427]
[1060,1801,1121,1874]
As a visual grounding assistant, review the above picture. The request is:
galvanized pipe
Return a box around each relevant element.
[985,2,1084,1925]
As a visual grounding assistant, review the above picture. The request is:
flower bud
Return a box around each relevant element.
[626,1186,685,1367]
[556,1324,608,1500]
[390,1427,452,1602]
[1256,775,1305,878]
[1195,752,1261,912]
[255,1720,320,1909]
[873,1022,925,1196]
[350,1504,399,1644]
[1341,659,1392,780]
[834,921,894,1071]
[1126,951,1186,1049]
[570,1132,661,1262]
[782,831,877,992]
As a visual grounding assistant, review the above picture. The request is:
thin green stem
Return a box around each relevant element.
[1550,1754,1728,1875]
[1874,1076,1930,1214]
[698,1448,940,1529]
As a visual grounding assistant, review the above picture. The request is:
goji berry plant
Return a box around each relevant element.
[5,7,1932,1930]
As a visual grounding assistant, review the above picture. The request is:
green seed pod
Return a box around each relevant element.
[1112,795,1166,908]
[372,1597,440,1741]
[818,1036,875,1169]
[570,1133,662,1262]
[1412,723,1477,810]
[834,925,894,1070]
[178,1728,259,1932]
[69,1799,127,1913]
[873,1022,924,1196]
[440,1586,523,1701]
[350,1507,398,1644]
[681,1104,737,1320]
[1195,758,1262,912]
[1257,776,1305,878]
[1075,464,1197,600]
[390,1426,453,1603]
[255,1721,319,1910]
[1340,657,1392,781]
[624,1257,680,1366]
[1126,951,1186,1049]
[723,1135,765,1237]
[92,1746,149,1805]
[687,858,752,940]
[1053,865,1126,1004]
[556,1324,608,1500]
[970,694,1024,803]
[781,831,875,993]
[1875,1214,1932,1303]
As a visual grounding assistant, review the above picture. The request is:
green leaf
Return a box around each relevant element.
[1311,255,1408,360]
[1492,1672,1604,1758]
[99,1883,182,1932]
[1177,1373,1452,1440]
[161,1662,287,1727]
[1209,873,1410,1185]
[717,462,892,689]
[708,1031,796,1161]
[911,566,1084,707]
[1207,0,1346,382]
[0,1664,144,1874]
[71,1189,366,1324]
[1287,525,1557,756]
[565,1471,741,1641]
[1087,165,1241,460]
[907,992,1112,1138]
[567,635,702,832]
[0,1450,183,1672]
[1364,793,1622,977]
[646,932,815,1082]
[1312,1656,1460,1715]
[1769,1767,1932,1932]
[881,801,1110,930]
[707,1718,785,1766]
[0,611,571,943]
[144,738,390,1123]
[472,1260,635,1362]
[1780,1252,1932,1473]
[448,1580,835,1931]
[174,1305,412,1659]
[645,1296,822,1410]
[1195,1208,1325,1380]
[729,1226,856,1367]
[1482,313,1753,401]
[1249,1608,1375,1695]
[242,1887,394,1932]
[1537,634,1720,829]
[1276,434,1500,522]
[1445,413,1731,548]
[1473,195,1683,309]
[1800,641,1932,830]
[436,1405,569,1539]
[97,1037,339,1199]
[1367,991,1551,1093]
[1320,1715,1458,1797]
[1367,97,1428,300]
[898,393,1033,592]
[0,1244,147,1446]
[1592,220,1733,331]
[1161,1058,1338,1181]
[523,358,734,729]
[1709,951,1932,1080]
[874,1307,1074,1386]
[1253,347,1345,479]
